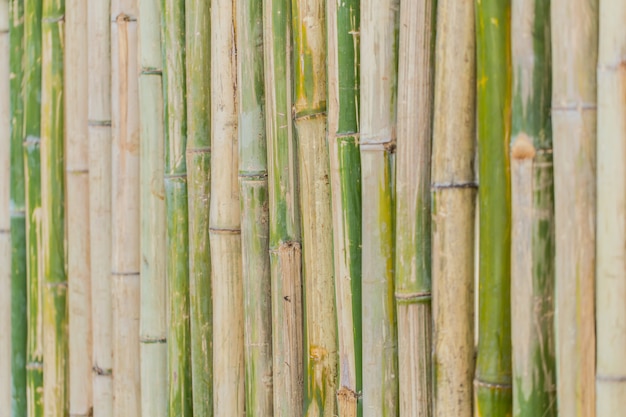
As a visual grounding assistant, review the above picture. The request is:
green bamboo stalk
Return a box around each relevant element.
[41,0,67,414]
[138,0,166,415]
[431,1,476,416]
[23,0,44,415]
[474,0,513,414]
[551,1,597,415]
[291,0,337,415]
[597,1,626,414]
[395,0,436,415]
[184,1,212,416]
[360,0,399,413]
[237,0,273,414]
[510,0,556,416]
[262,0,304,414]
[326,0,361,412]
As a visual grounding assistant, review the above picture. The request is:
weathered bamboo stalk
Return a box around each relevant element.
[596,0,623,414]
[111,0,141,414]
[138,0,166,415]
[510,0,556,416]
[431,1,476,416]
[211,0,244,414]
[262,0,304,413]
[395,0,436,415]
[360,0,399,413]
[88,0,113,414]
[237,0,273,414]
[551,1,597,415]
[65,1,92,414]
[326,0,361,412]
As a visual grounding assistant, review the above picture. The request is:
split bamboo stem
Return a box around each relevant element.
[184,0,212,415]
[65,1,92,414]
[510,0,556,416]
[237,0,274,414]
[326,0,362,412]
[138,0,166,415]
[474,0,513,414]
[262,0,304,413]
[23,0,44,414]
[360,0,399,413]
[41,0,67,414]
[162,0,193,414]
[431,1,476,416]
[110,0,141,414]
[551,1,597,415]
[88,0,113,414]
[395,0,436,415]
[596,0,623,414]
[211,0,244,414]
[291,0,337,415]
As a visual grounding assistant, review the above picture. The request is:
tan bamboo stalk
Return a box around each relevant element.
[88,0,113,414]
[65,1,92,415]
[111,0,141,414]
[138,0,167,415]
[360,0,399,413]
[596,1,625,414]
[551,1,597,415]
[430,1,476,416]
[211,0,244,414]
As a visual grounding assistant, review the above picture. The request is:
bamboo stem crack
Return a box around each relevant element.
[92,365,113,376]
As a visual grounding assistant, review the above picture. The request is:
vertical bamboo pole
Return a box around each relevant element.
[510,0,556,416]
[110,0,141,414]
[211,0,244,414]
[474,0,513,414]
[237,0,273,414]
[41,0,67,414]
[326,0,361,412]
[596,0,623,414]
[138,0,166,415]
[395,0,436,415]
[23,0,44,415]
[89,0,113,414]
[291,0,337,415]
[65,1,92,415]
[431,0,476,416]
[551,1,597,415]
[262,0,304,413]
[161,0,193,414]
[360,0,399,413]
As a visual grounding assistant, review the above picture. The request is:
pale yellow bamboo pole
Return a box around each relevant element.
[88,0,113,414]
[551,1,597,415]
[596,0,626,414]
[65,1,92,415]
[210,0,244,414]
[111,0,141,414]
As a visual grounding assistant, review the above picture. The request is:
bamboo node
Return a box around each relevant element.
[511,133,535,160]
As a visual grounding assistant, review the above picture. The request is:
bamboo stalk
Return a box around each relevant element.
[138,0,166,415]
[474,0,513,414]
[110,0,141,414]
[326,0,361,412]
[65,1,92,414]
[551,1,597,415]
[23,0,44,415]
[359,0,399,413]
[88,0,113,414]
[431,1,476,416]
[291,0,337,415]
[41,0,67,414]
[262,0,304,414]
[596,0,622,414]
[237,0,273,414]
[510,0,556,416]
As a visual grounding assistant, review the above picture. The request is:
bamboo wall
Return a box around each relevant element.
[0,0,622,416]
